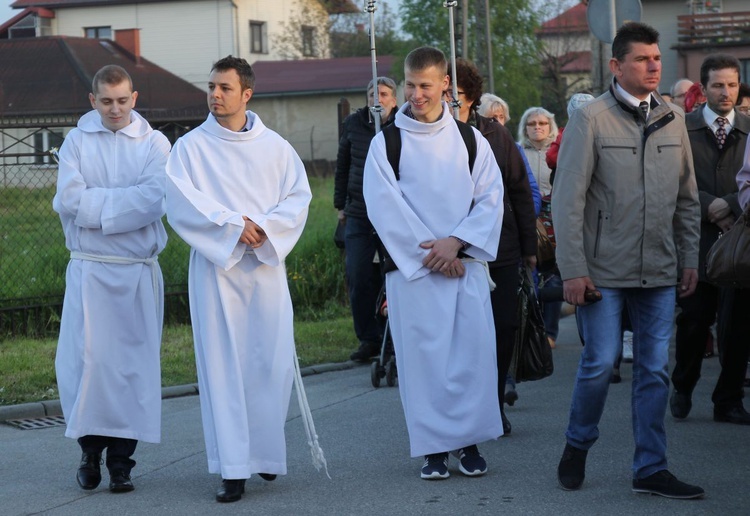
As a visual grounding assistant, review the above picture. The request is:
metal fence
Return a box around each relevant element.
[0,155,191,338]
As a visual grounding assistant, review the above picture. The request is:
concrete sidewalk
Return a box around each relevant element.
[1,315,748,515]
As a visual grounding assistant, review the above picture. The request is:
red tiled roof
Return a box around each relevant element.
[11,0,358,14]
[0,36,207,121]
[538,2,589,35]
[250,55,397,96]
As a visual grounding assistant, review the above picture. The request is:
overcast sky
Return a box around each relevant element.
[1,0,15,23]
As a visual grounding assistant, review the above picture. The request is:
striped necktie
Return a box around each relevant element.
[638,101,649,123]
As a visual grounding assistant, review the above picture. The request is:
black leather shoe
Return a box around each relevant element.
[109,470,134,493]
[632,470,704,499]
[258,473,277,481]
[558,443,587,490]
[501,411,511,436]
[216,479,246,503]
[714,405,750,425]
[76,452,102,490]
[350,341,380,362]
[669,391,692,419]
[504,388,519,406]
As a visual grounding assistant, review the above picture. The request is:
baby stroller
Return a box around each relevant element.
[370,284,397,388]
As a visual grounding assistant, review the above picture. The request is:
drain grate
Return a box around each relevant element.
[5,415,66,430]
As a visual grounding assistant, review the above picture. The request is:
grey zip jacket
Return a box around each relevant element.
[551,80,700,288]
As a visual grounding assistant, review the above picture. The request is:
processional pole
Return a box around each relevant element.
[366,0,383,133]
[444,1,461,120]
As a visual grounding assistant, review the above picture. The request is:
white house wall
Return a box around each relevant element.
[50,0,329,90]
[642,0,749,92]
[251,92,362,162]
[53,2,232,88]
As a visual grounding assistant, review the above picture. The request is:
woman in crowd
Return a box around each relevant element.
[518,107,561,349]
[478,93,541,407]
[447,60,538,434]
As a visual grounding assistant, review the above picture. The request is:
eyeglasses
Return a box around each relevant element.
[739,105,750,114]
[526,121,550,127]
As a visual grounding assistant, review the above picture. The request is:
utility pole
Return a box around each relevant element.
[472,0,493,93]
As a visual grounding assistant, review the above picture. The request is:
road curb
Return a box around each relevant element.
[0,360,359,422]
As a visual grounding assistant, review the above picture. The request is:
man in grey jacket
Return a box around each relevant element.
[552,23,704,499]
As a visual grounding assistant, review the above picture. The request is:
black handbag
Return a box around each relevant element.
[511,266,554,382]
[705,207,750,287]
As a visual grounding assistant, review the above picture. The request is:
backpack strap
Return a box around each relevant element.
[381,117,477,182]
[454,119,477,173]
[382,123,402,180]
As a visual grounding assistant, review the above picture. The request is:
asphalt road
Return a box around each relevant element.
[1,314,748,515]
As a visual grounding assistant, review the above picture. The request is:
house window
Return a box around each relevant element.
[85,26,112,40]
[8,15,35,38]
[33,130,65,165]
[301,25,316,57]
[250,21,268,54]
[38,17,52,37]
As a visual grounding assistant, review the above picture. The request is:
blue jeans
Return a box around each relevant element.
[344,216,383,344]
[565,286,674,479]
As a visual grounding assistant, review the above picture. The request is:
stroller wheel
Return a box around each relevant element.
[370,361,382,388]
[385,358,397,387]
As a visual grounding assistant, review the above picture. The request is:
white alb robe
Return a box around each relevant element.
[363,103,505,457]
[53,109,170,443]
[166,111,311,479]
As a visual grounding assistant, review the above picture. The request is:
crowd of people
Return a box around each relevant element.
[52,20,750,506]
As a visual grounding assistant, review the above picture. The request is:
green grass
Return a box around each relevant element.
[1,176,347,334]
[0,175,359,405]
[0,314,357,406]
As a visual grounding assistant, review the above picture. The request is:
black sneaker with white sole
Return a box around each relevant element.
[421,452,450,480]
[453,445,487,476]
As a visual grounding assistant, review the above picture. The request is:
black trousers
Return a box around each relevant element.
[489,265,521,412]
[78,435,137,473]
[672,281,750,409]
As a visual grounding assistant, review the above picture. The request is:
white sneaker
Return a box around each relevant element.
[622,331,634,362]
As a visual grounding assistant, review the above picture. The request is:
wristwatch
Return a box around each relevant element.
[451,236,469,250]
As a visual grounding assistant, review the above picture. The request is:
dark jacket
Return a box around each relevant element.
[334,107,396,219]
[474,114,537,267]
[686,105,750,280]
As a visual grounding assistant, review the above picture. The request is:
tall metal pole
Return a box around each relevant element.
[366,0,383,133]
[444,1,461,120]
[484,0,494,93]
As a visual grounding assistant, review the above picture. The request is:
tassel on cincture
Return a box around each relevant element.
[293,347,331,479]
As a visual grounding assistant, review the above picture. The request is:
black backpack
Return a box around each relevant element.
[381,118,478,179]
[378,118,478,273]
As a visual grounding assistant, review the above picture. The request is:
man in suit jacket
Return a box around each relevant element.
[671,53,750,426]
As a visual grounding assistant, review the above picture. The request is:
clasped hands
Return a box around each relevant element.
[240,216,267,248]
[707,198,734,233]
[421,237,465,278]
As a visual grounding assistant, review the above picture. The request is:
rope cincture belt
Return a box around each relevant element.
[462,258,496,291]
[69,251,161,308]
[293,345,331,478]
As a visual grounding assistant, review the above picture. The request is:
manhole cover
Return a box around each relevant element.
[4,415,66,430]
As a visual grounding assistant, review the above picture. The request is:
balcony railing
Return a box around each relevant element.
[676,11,750,47]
